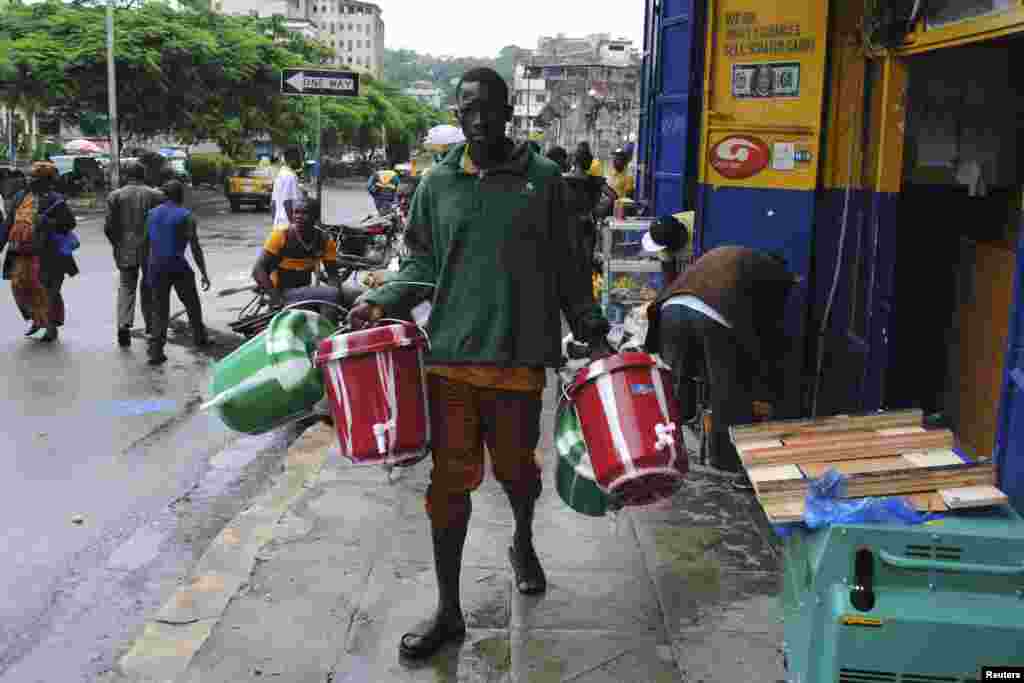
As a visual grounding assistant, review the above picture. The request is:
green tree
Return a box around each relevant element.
[0,0,329,150]
[494,45,522,84]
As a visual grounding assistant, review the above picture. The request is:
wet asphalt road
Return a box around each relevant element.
[0,181,376,683]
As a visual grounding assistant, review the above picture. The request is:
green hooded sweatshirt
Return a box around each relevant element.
[363,141,609,367]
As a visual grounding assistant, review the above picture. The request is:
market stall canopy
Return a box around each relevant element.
[424,124,465,147]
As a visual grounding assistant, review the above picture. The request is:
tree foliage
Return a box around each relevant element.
[0,0,442,158]
[381,45,523,109]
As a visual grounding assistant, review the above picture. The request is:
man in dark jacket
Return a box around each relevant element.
[0,162,78,342]
[645,246,798,484]
[348,67,613,661]
[146,180,211,366]
[105,161,164,347]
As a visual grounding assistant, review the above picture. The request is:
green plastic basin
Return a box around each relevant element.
[206,310,337,434]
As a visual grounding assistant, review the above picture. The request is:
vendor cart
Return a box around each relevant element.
[730,410,1024,682]
[599,217,662,346]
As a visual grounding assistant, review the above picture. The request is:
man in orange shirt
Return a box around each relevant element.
[251,197,340,306]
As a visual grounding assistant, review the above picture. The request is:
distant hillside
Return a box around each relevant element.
[382,46,522,107]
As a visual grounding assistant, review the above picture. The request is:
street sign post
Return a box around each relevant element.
[281,68,359,97]
[280,68,360,207]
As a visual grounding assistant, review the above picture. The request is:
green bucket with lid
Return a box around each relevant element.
[205,310,337,434]
[554,397,610,517]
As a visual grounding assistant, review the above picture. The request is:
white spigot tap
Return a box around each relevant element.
[373,422,388,456]
[654,422,677,451]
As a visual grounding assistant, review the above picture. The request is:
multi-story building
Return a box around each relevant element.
[513,33,641,160]
[212,0,385,79]
[403,80,445,110]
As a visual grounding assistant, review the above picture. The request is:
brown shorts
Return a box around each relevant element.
[425,374,543,527]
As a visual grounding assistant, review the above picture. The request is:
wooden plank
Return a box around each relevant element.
[765,492,951,522]
[799,456,911,480]
[736,439,785,453]
[730,409,923,444]
[748,465,804,493]
[876,426,927,437]
[754,463,996,501]
[762,499,805,524]
[940,485,1008,509]
[905,492,949,513]
[740,429,954,467]
[903,450,965,468]
[780,426,923,449]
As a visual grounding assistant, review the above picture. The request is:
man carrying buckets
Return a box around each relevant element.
[348,67,614,661]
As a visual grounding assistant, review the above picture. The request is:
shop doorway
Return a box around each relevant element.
[888,38,1023,460]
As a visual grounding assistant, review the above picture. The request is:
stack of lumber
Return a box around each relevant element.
[730,409,1007,524]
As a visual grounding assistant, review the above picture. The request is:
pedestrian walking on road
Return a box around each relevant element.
[0,162,79,342]
[146,180,211,366]
[105,160,164,347]
[367,166,401,214]
[545,146,569,173]
[606,147,635,201]
[348,67,614,661]
[271,147,303,231]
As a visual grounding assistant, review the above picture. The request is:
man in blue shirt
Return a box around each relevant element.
[146,180,210,365]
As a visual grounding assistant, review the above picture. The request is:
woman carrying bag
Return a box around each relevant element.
[0,162,79,342]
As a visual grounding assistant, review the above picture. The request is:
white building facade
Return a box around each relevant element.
[512,33,641,157]
[212,0,385,78]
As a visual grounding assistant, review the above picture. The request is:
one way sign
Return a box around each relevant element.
[281,68,359,97]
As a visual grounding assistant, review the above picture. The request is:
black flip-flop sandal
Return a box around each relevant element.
[508,545,547,595]
[399,619,466,660]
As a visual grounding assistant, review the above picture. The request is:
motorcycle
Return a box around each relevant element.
[322,211,404,280]
[222,211,403,339]
[224,281,367,339]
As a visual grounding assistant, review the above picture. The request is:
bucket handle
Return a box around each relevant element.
[557,335,624,405]
[373,317,433,352]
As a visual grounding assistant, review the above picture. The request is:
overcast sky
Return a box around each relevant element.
[382,1,646,58]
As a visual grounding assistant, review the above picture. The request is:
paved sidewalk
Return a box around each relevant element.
[101,375,786,683]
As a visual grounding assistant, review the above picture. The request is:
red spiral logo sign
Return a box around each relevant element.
[709,135,771,179]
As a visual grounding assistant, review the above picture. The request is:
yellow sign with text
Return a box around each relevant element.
[699,0,829,191]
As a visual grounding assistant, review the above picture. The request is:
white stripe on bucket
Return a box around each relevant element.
[649,368,680,467]
[595,374,636,479]
[327,334,355,458]
[275,357,312,392]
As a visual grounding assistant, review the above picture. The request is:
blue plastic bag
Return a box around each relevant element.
[55,230,80,256]
[803,469,942,530]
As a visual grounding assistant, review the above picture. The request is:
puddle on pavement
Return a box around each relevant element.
[653,527,722,590]
[106,398,177,416]
[105,524,165,572]
[522,638,566,682]
[472,635,511,672]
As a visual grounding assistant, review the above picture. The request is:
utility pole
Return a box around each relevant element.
[106,0,120,190]
[6,107,13,164]
[316,94,323,201]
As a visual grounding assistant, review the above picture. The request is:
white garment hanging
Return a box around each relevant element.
[954,159,987,198]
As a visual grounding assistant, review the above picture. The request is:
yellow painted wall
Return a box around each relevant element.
[698,0,829,190]
[898,4,1024,55]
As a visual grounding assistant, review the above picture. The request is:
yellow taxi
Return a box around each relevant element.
[225,164,274,212]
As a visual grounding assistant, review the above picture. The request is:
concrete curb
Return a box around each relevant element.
[109,423,336,682]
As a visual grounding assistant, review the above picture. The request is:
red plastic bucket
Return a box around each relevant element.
[567,352,687,506]
[315,322,430,467]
